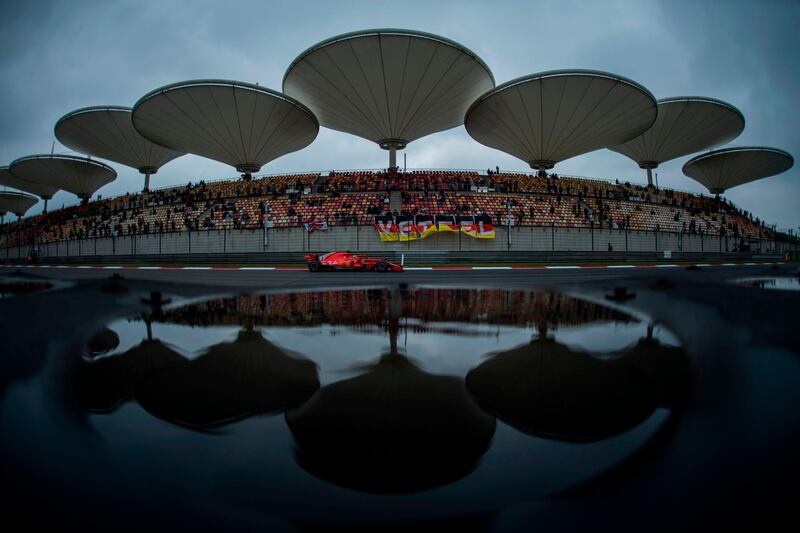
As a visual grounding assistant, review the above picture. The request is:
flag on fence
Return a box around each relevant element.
[396,215,418,241]
[415,215,437,238]
[303,220,329,234]
[472,213,496,238]
[375,215,398,241]
[374,214,495,241]
[436,214,458,232]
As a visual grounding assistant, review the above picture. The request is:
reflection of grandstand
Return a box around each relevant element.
[0,169,774,248]
[154,288,634,331]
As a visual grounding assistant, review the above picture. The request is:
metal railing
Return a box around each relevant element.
[2,224,796,262]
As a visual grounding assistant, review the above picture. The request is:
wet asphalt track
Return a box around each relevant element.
[0,262,789,290]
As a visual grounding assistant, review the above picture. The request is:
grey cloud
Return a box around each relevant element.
[0,0,797,230]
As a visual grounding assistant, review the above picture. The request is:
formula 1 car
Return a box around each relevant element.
[304,251,404,272]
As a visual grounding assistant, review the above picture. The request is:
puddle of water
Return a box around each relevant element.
[5,287,692,526]
[73,288,688,501]
[0,280,53,297]
[734,277,800,291]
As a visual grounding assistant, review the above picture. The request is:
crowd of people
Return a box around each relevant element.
[0,169,773,248]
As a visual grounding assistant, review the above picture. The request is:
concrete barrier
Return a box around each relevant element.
[3,225,796,264]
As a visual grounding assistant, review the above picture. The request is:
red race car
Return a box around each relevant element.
[304,251,404,272]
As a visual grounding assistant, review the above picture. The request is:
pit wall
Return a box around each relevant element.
[2,225,796,264]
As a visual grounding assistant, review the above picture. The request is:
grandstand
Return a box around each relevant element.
[0,168,776,250]
[0,28,793,258]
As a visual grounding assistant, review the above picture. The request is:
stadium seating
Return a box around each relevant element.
[0,169,773,247]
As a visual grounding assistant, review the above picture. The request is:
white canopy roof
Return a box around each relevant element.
[132,80,319,174]
[55,106,184,175]
[0,166,59,199]
[609,96,745,169]
[682,146,794,194]
[465,69,657,171]
[9,155,116,199]
[283,29,495,150]
[0,190,39,217]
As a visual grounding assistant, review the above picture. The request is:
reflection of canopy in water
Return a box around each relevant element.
[75,339,185,413]
[155,289,633,330]
[285,353,495,493]
[135,329,319,428]
[465,338,659,442]
[86,327,120,356]
[622,336,691,408]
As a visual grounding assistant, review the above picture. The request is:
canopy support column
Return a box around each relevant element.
[389,147,397,170]
[646,168,653,187]
[43,198,49,213]
[143,173,151,192]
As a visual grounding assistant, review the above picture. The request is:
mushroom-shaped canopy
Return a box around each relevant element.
[0,166,59,199]
[9,154,116,199]
[132,80,319,175]
[465,69,657,172]
[465,338,659,442]
[135,329,319,428]
[75,339,186,413]
[85,327,120,357]
[609,96,745,169]
[283,29,495,151]
[682,146,794,194]
[55,106,184,175]
[0,191,39,217]
[286,353,496,493]
[622,336,691,408]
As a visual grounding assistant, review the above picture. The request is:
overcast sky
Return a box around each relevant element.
[1,0,797,230]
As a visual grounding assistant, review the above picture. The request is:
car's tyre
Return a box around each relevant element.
[308,261,320,272]
[375,261,388,272]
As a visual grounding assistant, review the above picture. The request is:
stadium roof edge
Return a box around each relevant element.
[657,96,745,124]
[10,153,117,174]
[683,146,793,169]
[465,68,656,120]
[54,105,132,132]
[133,79,319,127]
[283,28,495,88]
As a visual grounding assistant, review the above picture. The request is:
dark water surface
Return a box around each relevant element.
[2,277,799,531]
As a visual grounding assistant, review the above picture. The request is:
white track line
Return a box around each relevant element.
[5,261,786,272]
